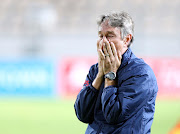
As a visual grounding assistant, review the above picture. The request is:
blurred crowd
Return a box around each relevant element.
[0,0,179,58]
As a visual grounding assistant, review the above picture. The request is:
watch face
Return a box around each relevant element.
[109,73,113,78]
[109,72,116,79]
[105,72,116,80]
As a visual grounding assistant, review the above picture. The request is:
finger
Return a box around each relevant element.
[117,50,122,61]
[98,49,105,60]
[97,40,100,49]
[97,39,103,50]
[104,39,113,58]
[103,43,108,56]
[110,42,118,58]
[103,43,111,63]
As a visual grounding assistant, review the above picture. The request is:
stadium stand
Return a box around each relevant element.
[0,0,179,57]
[0,0,179,35]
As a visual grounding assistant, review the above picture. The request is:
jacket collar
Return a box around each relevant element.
[118,47,133,70]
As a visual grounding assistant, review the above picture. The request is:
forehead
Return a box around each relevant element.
[98,20,120,34]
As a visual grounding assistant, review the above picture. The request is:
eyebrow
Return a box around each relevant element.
[98,31,115,34]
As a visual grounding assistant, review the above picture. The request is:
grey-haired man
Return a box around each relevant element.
[74,11,158,134]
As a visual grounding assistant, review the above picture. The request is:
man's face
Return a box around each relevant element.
[98,20,128,55]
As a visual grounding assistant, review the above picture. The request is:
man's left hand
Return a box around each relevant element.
[103,39,122,75]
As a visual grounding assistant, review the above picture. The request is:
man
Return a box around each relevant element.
[74,11,158,134]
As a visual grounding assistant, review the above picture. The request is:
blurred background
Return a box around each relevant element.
[0,0,180,134]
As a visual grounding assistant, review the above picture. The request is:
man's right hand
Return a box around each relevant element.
[92,39,105,90]
[97,39,105,77]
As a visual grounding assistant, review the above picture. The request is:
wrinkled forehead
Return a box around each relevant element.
[99,20,111,31]
[98,20,120,34]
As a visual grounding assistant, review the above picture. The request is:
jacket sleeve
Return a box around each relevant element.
[101,66,158,124]
[74,64,99,123]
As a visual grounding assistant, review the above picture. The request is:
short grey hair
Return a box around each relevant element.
[97,11,134,47]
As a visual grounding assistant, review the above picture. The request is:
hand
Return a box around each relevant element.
[103,39,122,75]
[96,39,105,77]
[92,39,105,90]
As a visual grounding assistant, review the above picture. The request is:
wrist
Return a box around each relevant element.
[92,74,104,90]
[104,69,117,75]
[97,72,104,79]
[104,78,117,88]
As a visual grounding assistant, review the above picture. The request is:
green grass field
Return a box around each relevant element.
[0,98,179,134]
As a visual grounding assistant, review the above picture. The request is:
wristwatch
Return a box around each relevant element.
[104,72,116,80]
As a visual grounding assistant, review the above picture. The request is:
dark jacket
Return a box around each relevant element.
[74,48,158,134]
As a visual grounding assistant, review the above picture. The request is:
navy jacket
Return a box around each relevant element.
[74,48,158,134]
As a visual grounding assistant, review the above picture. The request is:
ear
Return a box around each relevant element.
[123,34,132,47]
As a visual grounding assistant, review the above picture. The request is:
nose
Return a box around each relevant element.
[102,36,107,42]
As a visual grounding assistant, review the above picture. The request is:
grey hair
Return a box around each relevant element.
[97,11,134,47]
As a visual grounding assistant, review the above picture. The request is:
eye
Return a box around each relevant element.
[107,34,114,37]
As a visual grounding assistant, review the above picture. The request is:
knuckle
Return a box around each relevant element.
[105,59,110,64]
